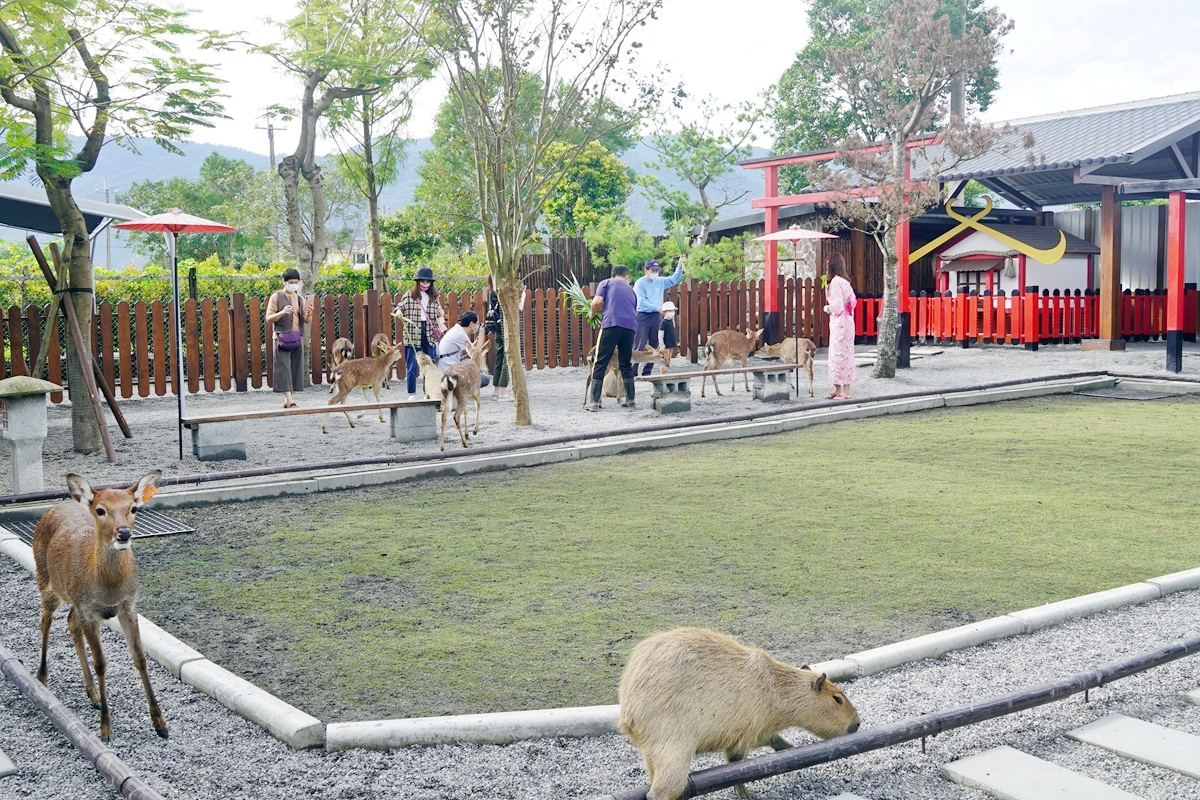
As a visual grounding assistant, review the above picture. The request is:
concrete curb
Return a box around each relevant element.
[0,529,324,750]
[325,704,620,751]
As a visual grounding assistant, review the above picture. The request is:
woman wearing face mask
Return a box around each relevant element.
[265,268,315,408]
[393,266,446,397]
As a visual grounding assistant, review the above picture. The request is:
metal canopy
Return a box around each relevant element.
[940,91,1200,208]
[0,181,144,235]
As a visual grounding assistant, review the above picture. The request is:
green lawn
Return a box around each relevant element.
[139,394,1200,722]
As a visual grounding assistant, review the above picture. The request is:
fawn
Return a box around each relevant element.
[33,470,167,742]
[414,352,444,401]
[323,341,405,433]
[755,337,818,397]
[370,333,395,389]
[701,328,763,397]
[326,337,354,391]
[439,333,491,451]
[582,345,671,408]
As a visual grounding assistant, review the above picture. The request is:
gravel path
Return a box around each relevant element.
[2,548,1198,799]
[11,340,1200,495]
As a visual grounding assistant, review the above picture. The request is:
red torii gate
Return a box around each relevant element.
[740,137,938,366]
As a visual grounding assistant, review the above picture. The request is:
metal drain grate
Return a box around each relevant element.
[1077,386,1176,401]
[1,509,194,545]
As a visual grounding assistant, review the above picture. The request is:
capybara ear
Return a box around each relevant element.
[800,664,810,670]
[66,474,94,506]
[812,673,827,692]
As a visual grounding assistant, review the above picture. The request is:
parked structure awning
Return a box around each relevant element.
[0,181,144,235]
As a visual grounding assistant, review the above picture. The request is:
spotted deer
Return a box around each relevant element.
[370,333,395,389]
[323,341,405,433]
[754,337,818,397]
[326,337,354,390]
[33,470,167,742]
[582,345,672,408]
[439,333,491,451]
[701,328,763,397]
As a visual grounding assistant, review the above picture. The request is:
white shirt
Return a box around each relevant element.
[437,325,472,370]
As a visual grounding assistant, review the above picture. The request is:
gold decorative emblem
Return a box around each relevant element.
[909,196,1067,266]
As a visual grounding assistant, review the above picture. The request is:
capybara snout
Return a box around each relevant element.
[618,627,860,800]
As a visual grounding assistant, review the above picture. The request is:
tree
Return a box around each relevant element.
[120,153,274,264]
[0,0,223,453]
[407,0,661,426]
[542,141,631,236]
[807,0,1012,379]
[639,95,766,243]
[772,0,1004,193]
[326,2,432,292]
[232,0,430,290]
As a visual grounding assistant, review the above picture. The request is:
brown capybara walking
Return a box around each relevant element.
[618,627,860,800]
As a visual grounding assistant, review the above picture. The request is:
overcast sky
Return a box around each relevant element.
[179,0,1200,156]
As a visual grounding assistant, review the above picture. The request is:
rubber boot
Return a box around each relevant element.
[584,375,602,412]
[619,377,636,409]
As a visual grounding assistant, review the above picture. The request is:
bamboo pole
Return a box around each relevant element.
[599,634,1200,800]
[0,642,166,800]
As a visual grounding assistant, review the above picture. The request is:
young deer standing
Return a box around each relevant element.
[582,345,671,408]
[323,341,405,433]
[414,352,444,401]
[370,333,395,389]
[755,336,818,397]
[701,328,763,397]
[33,470,167,742]
[439,334,491,451]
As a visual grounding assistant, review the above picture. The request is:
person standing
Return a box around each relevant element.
[632,257,684,375]
[823,252,857,399]
[659,300,678,357]
[394,266,446,398]
[265,268,314,409]
[484,277,522,402]
[585,264,638,412]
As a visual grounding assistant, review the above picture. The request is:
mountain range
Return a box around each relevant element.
[1,136,768,268]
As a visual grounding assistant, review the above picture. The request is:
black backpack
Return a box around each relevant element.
[484,295,503,334]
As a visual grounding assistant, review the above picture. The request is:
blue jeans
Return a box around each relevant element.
[405,340,438,395]
[633,311,661,375]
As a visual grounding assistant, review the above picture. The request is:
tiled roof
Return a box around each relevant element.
[941,224,1100,258]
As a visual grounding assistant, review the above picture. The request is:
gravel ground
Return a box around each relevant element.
[2,547,1199,800]
[10,339,1200,495]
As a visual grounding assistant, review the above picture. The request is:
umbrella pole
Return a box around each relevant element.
[171,232,184,461]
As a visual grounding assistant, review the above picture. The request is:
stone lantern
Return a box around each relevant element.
[0,376,62,494]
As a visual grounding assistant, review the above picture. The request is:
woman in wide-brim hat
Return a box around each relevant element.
[394,266,447,397]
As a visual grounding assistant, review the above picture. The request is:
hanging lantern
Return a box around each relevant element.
[1004,256,1016,278]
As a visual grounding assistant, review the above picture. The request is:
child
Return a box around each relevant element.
[659,300,678,358]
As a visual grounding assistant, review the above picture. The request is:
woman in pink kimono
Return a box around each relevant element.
[823,253,857,399]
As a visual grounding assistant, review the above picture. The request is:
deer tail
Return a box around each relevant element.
[441,373,458,396]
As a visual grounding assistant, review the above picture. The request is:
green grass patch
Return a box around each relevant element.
[139,394,1200,721]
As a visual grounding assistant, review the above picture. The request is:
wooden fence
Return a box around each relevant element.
[5,282,1195,402]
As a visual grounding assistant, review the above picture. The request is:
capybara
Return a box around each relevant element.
[618,627,860,800]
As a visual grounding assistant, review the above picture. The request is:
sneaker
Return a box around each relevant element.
[495,394,512,402]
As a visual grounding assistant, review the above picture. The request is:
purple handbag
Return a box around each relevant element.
[277,330,303,351]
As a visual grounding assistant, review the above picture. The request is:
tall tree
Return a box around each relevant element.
[639,94,767,243]
[542,141,631,237]
[808,0,1012,378]
[0,0,223,453]
[772,0,1003,193]
[407,0,661,426]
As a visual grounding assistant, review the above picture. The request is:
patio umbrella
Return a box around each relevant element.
[754,224,839,278]
[115,209,237,460]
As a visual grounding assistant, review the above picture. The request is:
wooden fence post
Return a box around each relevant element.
[231,293,248,391]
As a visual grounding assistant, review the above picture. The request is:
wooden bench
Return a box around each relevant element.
[636,363,811,414]
[181,399,441,461]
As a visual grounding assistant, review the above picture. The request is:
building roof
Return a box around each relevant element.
[939,91,1200,208]
[0,181,144,235]
[940,224,1099,260]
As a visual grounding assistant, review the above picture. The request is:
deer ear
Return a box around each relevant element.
[132,470,162,506]
[66,474,93,506]
[812,673,827,692]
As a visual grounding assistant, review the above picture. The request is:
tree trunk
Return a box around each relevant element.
[41,178,102,453]
[497,277,531,426]
[873,244,899,379]
[362,102,387,294]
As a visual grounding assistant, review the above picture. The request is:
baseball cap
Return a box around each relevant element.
[661,301,677,311]
[643,259,661,271]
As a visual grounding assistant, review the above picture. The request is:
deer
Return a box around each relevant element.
[701,328,763,397]
[33,470,167,743]
[326,337,354,391]
[439,333,492,451]
[755,337,818,397]
[370,333,395,389]
[323,341,405,433]
[582,346,672,408]
[414,352,443,401]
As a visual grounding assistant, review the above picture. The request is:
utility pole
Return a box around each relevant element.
[103,179,111,269]
[256,113,288,259]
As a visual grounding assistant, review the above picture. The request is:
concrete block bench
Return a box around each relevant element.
[752,368,794,402]
[182,399,441,461]
[638,363,809,414]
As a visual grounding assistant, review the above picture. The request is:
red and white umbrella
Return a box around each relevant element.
[115,209,238,460]
[753,224,838,242]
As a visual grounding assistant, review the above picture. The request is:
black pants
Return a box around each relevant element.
[633,311,661,375]
[592,326,635,384]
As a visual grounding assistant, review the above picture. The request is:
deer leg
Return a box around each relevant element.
[739,359,748,393]
[472,391,481,435]
[66,606,99,706]
[357,386,371,420]
[80,622,111,741]
[374,384,384,423]
[455,403,468,447]
[805,360,814,397]
[439,401,450,451]
[36,592,60,685]
[118,608,167,738]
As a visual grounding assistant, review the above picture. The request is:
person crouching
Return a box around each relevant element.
[437,311,491,388]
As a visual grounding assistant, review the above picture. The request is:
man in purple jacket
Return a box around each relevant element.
[585,264,638,411]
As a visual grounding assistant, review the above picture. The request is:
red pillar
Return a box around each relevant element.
[896,216,912,368]
[761,166,781,344]
[1166,190,1186,371]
